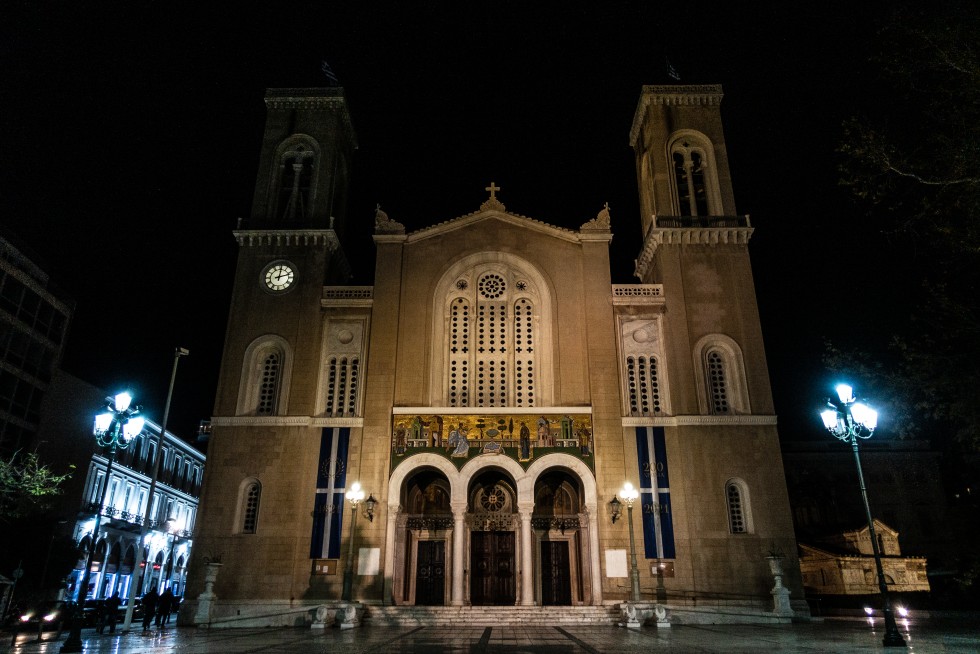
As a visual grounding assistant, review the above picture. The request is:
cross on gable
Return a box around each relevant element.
[485,182,501,201]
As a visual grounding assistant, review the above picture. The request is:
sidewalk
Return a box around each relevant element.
[6,617,979,653]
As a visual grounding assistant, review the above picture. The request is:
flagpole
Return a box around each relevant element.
[121,348,188,632]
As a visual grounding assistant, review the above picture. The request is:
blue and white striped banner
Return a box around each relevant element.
[635,426,675,559]
[310,427,350,559]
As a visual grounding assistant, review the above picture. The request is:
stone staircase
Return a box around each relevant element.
[363,604,621,627]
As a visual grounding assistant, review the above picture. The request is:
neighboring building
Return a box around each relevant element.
[0,233,73,455]
[185,84,805,626]
[34,370,205,602]
[799,520,929,596]
[782,440,950,572]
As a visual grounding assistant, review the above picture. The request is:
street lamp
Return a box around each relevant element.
[61,392,143,653]
[820,384,906,648]
[617,482,641,602]
[163,517,184,593]
[341,482,365,601]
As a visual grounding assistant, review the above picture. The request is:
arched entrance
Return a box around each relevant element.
[468,469,518,605]
[401,469,452,605]
[386,449,602,607]
[533,470,584,605]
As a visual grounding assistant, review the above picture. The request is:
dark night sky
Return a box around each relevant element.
[1,2,908,444]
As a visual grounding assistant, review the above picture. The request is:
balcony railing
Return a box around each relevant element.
[80,502,193,536]
[653,215,751,229]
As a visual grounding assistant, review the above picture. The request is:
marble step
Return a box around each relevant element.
[363,605,621,626]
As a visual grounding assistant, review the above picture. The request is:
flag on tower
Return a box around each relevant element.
[666,57,680,81]
[321,60,339,86]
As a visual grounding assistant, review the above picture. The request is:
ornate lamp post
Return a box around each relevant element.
[341,482,365,601]
[61,392,143,653]
[618,482,642,602]
[821,384,906,648]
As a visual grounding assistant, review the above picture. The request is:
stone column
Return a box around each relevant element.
[451,503,467,606]
[518,504,535,606]
[586,504,603,605]
[382,504,400,605]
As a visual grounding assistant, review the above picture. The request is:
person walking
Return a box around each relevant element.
[94,601,106,635]
[156,588,174,628]
[140,588,158,632]
[104,592,122,634]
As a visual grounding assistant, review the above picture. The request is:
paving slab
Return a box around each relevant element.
[6,617,980,653]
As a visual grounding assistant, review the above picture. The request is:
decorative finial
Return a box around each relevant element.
[374,203,405,235]
[480,181,506,212]
[580,202,612,231]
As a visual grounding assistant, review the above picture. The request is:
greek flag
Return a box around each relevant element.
[321,60,339,86]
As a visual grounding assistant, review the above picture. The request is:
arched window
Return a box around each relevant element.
[726,479,752,534]
[447,272,539,407]
[692,335,750,415]
[238,336,293,416]
[268,135,320,225]
[241,480,261,534]
[431,254,554,407]
[668,131,722,217]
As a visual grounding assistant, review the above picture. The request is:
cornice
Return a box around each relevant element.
[622,415,778,427]
[633,219,754,280]
[372,234,408,245]
[393,406,593,415]
[264,88,358,149]
[233,229,341,249]
[630,84,724,147]
[211,416,364,428]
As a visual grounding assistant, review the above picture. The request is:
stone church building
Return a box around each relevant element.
[181,84,806,626]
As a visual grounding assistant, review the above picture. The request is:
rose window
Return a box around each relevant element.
[478,274,506,299]
[480,486,506,512]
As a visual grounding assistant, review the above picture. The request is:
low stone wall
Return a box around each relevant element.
[177,599,363,629]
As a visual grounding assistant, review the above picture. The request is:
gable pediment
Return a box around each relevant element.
[406,208,583,245]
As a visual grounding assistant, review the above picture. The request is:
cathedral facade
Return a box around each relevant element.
[182,84,806,625]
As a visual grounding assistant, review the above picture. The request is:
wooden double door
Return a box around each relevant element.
[470,532,515,605]
[415,540,446,605]
[540,541,572,605]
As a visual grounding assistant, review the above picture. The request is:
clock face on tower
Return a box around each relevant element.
[262,261,295,292]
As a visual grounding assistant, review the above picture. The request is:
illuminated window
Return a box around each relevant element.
[446,273,537,407]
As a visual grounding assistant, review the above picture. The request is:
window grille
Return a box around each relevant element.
[257,353,281,415]
[706,350,730,414]
[727,482,745,534]
[243,482,261,534]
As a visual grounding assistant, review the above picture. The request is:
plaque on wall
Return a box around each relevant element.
[312,559,338,575]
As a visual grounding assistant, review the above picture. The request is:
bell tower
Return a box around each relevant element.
[214,87,358,420]
[248,88,357,239]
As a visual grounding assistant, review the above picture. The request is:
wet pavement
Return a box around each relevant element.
[6,617,979,653]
